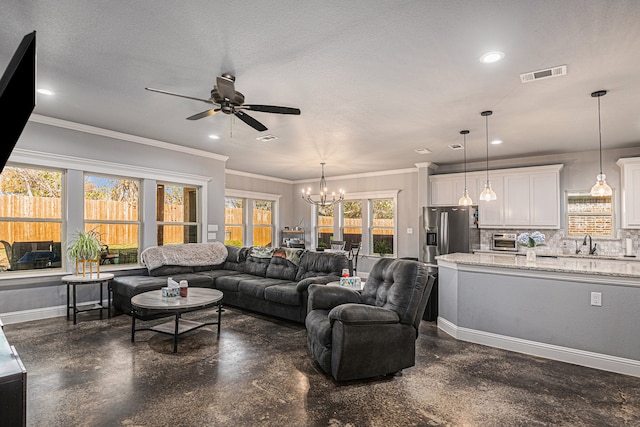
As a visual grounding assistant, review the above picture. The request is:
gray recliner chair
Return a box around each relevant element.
[305,258,435,381]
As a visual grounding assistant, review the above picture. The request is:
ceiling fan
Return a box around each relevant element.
[145,73,301,132]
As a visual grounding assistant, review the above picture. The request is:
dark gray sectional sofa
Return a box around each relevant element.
[111,244,347,323]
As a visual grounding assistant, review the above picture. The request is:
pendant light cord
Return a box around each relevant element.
[463,133,467,189]
[597,95,603,175]
[485,114,489,182]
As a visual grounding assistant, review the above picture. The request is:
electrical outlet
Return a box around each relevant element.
[407,228,413,234]
[590,292,602,307]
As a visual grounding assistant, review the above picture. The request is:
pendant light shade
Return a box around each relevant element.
[479,110,497,201]
[590,90,613,197]
[458,130,473,206]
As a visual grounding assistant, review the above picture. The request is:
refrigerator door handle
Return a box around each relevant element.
[440,211,449,254]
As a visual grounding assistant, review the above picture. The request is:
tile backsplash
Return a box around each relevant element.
[480,229,640,257]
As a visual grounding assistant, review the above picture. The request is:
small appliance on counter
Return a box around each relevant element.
[491,233,518,252]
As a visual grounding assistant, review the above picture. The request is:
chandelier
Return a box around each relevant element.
[301,163,344,207]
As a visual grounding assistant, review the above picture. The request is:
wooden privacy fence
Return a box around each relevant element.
[318,217,394,235]
[0,195,190,245]
[224,208,273,245]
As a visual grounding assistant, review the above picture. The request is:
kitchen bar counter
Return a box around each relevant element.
[435,252,640,377]
[439,252,640,279]
[473,249,639,262]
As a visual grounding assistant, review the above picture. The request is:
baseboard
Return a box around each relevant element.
[437,317,640,378]
[1,299,108,325]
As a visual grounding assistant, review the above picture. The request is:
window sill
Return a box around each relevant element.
[0,264,145,284]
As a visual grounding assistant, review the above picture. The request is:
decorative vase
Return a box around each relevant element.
[526,248,536,262]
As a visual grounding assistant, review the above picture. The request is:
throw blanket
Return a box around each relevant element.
[140,242,228,271]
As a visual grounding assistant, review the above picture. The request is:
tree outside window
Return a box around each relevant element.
[0,166,63,272]
[84,175,140,265]
[342,200,362,250]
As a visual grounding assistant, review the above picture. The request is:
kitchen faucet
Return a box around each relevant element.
[583,234,597,255]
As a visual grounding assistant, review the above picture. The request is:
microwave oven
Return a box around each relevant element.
[491,233,518,252]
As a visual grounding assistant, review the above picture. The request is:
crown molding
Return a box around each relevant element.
[294,167,417,184]
[28,114,229,162]
[225,169,294,184]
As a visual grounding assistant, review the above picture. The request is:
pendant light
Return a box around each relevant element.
[479,110,497,201]
[458,130,473,206]
[589,90,612,197]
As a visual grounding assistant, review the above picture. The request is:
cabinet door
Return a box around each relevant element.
[430,178,456,206]
[530,172,560,227]
[504,174,531,226]
[478,176,504,227]
[620,161,640,228]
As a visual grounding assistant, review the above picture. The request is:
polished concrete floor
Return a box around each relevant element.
[4,307,640,427]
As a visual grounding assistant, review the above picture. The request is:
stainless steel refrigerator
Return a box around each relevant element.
[420,205,480,320]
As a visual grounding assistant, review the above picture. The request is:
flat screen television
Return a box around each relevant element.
[0,31,36,173]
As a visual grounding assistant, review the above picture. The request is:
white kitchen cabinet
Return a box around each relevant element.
[617,157,640,228]
[431,165,562,228]
[478,176,504,227]
[429,174,479,206]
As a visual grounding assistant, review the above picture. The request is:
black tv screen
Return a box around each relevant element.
[0,31,36,173]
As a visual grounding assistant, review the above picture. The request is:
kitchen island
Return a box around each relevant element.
[436,252,640,377]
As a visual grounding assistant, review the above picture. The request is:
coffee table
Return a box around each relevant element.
[130,288,223,353]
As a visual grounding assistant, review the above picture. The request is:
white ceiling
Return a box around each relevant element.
[1,0,640,180]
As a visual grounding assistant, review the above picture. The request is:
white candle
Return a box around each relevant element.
[626,238,633,256]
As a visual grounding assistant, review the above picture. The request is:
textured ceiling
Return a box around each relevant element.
[1,0,640,180]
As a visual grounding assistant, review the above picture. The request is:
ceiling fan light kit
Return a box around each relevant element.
[590,90,613,197]
[479,110,497,202]
[302,163,344,207]
[458,130,473,206]
[145,73,300,132]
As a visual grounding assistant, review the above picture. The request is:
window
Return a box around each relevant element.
[371,198,395,256]
[156,183,199,246]
[252,200,273,247]
[84,174,140,265]
[341,201,362,249]
[225,197,244,247]
[317,204,334,247]
[0,166,63,272]
[566,192,613,237]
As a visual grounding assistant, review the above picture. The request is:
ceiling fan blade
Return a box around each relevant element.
[186,109,221,120]
[235,111,268,132]
[243,105,301,115]
[145,87,214,104]
[216,75,236,100]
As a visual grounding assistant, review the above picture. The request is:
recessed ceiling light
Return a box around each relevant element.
[37,88,54,96]
[479,51,505,64]
[208,134,220,140]
[414,148,432,154]
[491,139,503,145]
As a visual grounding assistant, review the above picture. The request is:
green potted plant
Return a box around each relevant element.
[316,241,328,252]
[68,229,103,275]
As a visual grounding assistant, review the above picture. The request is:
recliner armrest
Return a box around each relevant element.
[329,304,400,325]
[307,284,361,311]
[296,275,342,293]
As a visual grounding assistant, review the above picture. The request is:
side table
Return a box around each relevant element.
[62,273,114,324]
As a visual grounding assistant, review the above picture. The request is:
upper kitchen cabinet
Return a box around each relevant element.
[617,157,640,228]
[430,164,563,228]
[429,174,479,206]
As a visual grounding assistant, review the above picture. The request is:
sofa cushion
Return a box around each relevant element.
[147,265,195,276]
[237,277,292,299]
[266,248,304,281]
[264,283,302,306]
[243,247,274,277]
[223,245,248,270]
[195,269,243,282]
[295,251,346,281]
[141,242,228,276]
[111,276,168,299]
[215,273,257,292]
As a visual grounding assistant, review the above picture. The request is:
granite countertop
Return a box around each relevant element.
[473,249,639,262]
[437,252,640,278]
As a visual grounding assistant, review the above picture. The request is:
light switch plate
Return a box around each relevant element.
[590,292,602,307]
[207,224,218,232]
[207,232,217,240]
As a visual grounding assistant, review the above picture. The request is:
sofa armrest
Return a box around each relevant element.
[296,274,341,293]
[329,304,400,325]
[307,284,361,312]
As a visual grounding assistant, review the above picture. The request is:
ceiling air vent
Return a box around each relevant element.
[256,134,278,142]
[414,148,432,154]
[520,65,567,83]
[448,143,464,150]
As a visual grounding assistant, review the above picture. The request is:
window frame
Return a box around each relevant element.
[156,182,201,246]
[225,189,281,248]
[565,190,615,238]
